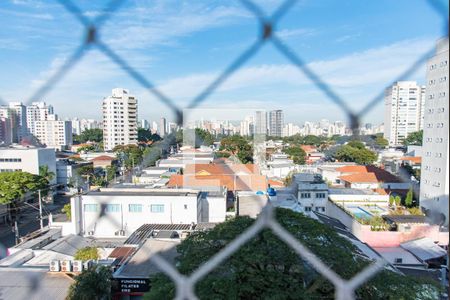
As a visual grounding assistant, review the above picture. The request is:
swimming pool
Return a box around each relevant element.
[346,206,373,220]
[344,205,386,220]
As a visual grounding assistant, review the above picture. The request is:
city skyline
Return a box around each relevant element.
[0,0,445,124]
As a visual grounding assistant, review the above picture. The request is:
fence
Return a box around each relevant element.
[0,0,448,299]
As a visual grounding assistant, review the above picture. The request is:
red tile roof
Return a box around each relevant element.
[168,174,267,191]
[339,170,401,184]
[400,156,422,164]
[184,164,259,175]
[90,155,116,161]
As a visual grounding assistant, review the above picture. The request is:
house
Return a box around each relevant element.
[336,165,410,189]
[56,158,92,186]
[168,163,267,192]
[68,187,226,238]
[301,145,324,164]
[90,155,117,168]
[292,173,328,215]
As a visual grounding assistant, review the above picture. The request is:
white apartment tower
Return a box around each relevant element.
[254,110,267,136]
[26,102,54,136]
[102,88,138,151]
[34,114,73,150]
[268,110,284,137]
[420,37,449,227]
[159,117,167,137]
[384,81,426,146]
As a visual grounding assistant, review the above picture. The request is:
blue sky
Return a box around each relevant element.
[0,0,448,126]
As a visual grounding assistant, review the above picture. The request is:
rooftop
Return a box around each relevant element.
[328,188,378,195]
[400,238,447,261]
[114,238,180,278]
[383,215,427,224]
[337,166,402,183]
[85,188,199,197]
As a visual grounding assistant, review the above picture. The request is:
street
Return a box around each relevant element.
[0,194,70,250]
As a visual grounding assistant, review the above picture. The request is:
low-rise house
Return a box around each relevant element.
[56,158,92,186]
[67,187,226,238]
[90,155,117,168]
[292,173,328,215]
[335,165,410,190]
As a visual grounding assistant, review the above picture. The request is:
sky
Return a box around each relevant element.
[0,0,448,126]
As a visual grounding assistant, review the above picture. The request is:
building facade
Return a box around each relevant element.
[268,110,283,137]
[254,110,267,136]
[102,88,138,151]
[384,81,426,146]
[159,117,166,137]
[35,115,73,150]
[420,37,449,226]
[0,146,56,184]
[26,102,54,136]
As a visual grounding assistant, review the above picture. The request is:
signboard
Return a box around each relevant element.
[113,278,150,293]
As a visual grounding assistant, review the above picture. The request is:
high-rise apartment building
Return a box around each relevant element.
[71,118,101,135]
[159,117,167,137]
[7,102,27,142]
[384,81,426,146]
[268,110,284,137]
[420,37,449,226]
[254,111,267,136]
[240,116,254,137]
[34,114,73,150]
[26,102,54,136]
[102,88,138,151]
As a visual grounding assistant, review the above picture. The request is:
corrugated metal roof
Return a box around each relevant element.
[125,224,193,245]
[400,238,447,262]
[42,235,92,256]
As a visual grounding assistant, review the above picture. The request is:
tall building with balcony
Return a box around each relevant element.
[102,88,138,151]
[26,102,54,136]
[420,37,449,226]
[268,110,284,137]
[384,81,426,146]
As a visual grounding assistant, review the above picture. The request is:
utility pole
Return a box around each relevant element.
[38,189,43,230]
[14,220,19,245]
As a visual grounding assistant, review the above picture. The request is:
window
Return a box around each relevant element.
[304,207,312,212]
[300,193,311,198]
[84,204,98,212]
[150,204,165,213]
[105,204,120,213]
[129,204,143,213]
[316,193,326,198]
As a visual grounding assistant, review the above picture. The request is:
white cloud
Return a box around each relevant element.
[277,28,316,39]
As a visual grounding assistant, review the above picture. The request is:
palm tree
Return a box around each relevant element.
[39,165,55,184]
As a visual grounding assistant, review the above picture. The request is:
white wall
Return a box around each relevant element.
[200,193,226,223]
[0,148,56,184]
[79,193,199,237]
[329,193,389,206]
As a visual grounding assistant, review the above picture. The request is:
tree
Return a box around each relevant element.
[194,128,214,147]
[113,144,143,170]
[66,265,111,300]
[75,128,103,143]
[389,195,395,207]
[220,135,253,164]
[74,247,100,261]
[333,144,377,165]
[138,128,161,143]
[76,144,96,153]
[374,135,389,148]
[61,203,71,221]
[284,146,306,164]
[405,188,414,207]
[39,165,55,184]
[394,195,402,206]
[403,130,423,146]
[145,208,440,299]
[346,140,365,149]
[0,171,48,205]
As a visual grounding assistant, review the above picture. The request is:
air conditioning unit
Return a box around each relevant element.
[49,260,60,272]
[61,260,72,272]
[72,260,83,273]
[115,230,126,236]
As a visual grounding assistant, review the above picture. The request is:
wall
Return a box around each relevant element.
[79,194,199,237]
[200,193,226,223]
[326,200,448,247]
[329,193,389,205]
